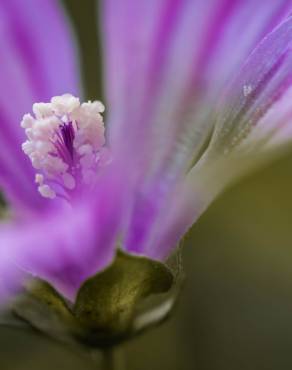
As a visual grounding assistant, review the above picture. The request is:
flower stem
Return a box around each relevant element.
[102,346,125,370]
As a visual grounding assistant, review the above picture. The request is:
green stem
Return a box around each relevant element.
[102,346,125,370]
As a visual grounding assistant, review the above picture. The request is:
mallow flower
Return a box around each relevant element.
[1,0,292,352]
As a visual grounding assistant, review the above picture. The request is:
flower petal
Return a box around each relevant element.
[101,0,292,256]
[0,0,81,211]
[0,164,128,301]
[149,15,292,259]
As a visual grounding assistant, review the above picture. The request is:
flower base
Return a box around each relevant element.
[4,250,183,349]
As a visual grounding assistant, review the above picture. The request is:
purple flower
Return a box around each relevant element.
[1,0,292,301]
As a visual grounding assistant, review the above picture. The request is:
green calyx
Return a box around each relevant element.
[74,250,174,346]
[10,250,179,348]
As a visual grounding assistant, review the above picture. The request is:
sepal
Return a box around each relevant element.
[2,249,183,348]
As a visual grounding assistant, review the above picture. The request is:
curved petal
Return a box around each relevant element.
[101,0,292,255]
[0,163,128,302]
[0,0,81,211]
[148,15,292,259]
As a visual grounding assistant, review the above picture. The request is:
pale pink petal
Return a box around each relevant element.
[101,0,292,256]
[149,16,292,259]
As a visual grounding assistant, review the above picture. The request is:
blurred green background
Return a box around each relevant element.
[2,1,292,369]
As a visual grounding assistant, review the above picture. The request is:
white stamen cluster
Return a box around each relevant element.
[21,94,107,199]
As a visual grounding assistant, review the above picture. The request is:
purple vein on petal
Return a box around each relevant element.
[260,2,292,37]
[0,1,48,99]
[209,17,292,152]
[1,0,80,100]
[125,1,246,255]
[149,15,292,261]
[146,0,186,97]
[0,105,46,209]
[221,50,290,144]
[0,109,39,184]
[102,1,292,259]
[187,0,241,93]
